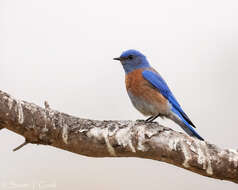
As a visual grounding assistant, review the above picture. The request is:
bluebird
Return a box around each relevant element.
[114,49,204,140]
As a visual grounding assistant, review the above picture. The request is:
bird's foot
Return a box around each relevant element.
[136,119,145,122]
[145,120,158,124]
[136,119,158,124]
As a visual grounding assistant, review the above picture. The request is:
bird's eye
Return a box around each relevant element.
[128,55,133,60]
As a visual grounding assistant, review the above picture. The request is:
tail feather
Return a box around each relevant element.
[176,107,196,128]
[169,107,204,141]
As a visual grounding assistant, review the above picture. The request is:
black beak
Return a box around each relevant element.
[113,57,121,61]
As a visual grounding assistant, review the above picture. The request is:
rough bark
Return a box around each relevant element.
[0,90,237,184]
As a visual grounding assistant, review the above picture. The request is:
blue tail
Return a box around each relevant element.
[171,107,204,141]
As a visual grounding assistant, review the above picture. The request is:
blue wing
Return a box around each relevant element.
[142,70,204,140]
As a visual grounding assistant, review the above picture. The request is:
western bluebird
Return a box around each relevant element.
[114,49,204,140]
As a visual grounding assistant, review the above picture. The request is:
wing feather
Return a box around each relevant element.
[142,70,196,128]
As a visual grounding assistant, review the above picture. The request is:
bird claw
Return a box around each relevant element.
[136,119,145,122]
[145,121,158,124]
[136,119,158,124]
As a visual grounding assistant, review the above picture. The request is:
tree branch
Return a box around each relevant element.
[0,90,237,184]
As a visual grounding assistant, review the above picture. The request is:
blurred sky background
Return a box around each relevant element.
[1,0,238,189]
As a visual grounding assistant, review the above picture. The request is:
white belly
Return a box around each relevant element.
[127,91,171,116]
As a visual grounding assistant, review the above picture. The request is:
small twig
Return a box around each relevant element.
[44,101,50,109]
[13,140,29,152]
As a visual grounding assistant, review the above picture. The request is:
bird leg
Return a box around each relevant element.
[146,114,161,123]
[145,116,155,122]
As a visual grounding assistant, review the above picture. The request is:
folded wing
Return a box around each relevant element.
[142,70,204,140]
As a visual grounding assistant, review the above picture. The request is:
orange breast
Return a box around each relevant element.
[125,68,168,107]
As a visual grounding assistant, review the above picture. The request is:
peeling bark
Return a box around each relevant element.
[0,90,237,184]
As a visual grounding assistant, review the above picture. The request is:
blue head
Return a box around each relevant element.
[114,49,150,74]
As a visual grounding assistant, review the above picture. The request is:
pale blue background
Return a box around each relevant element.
[1,0,238,189]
